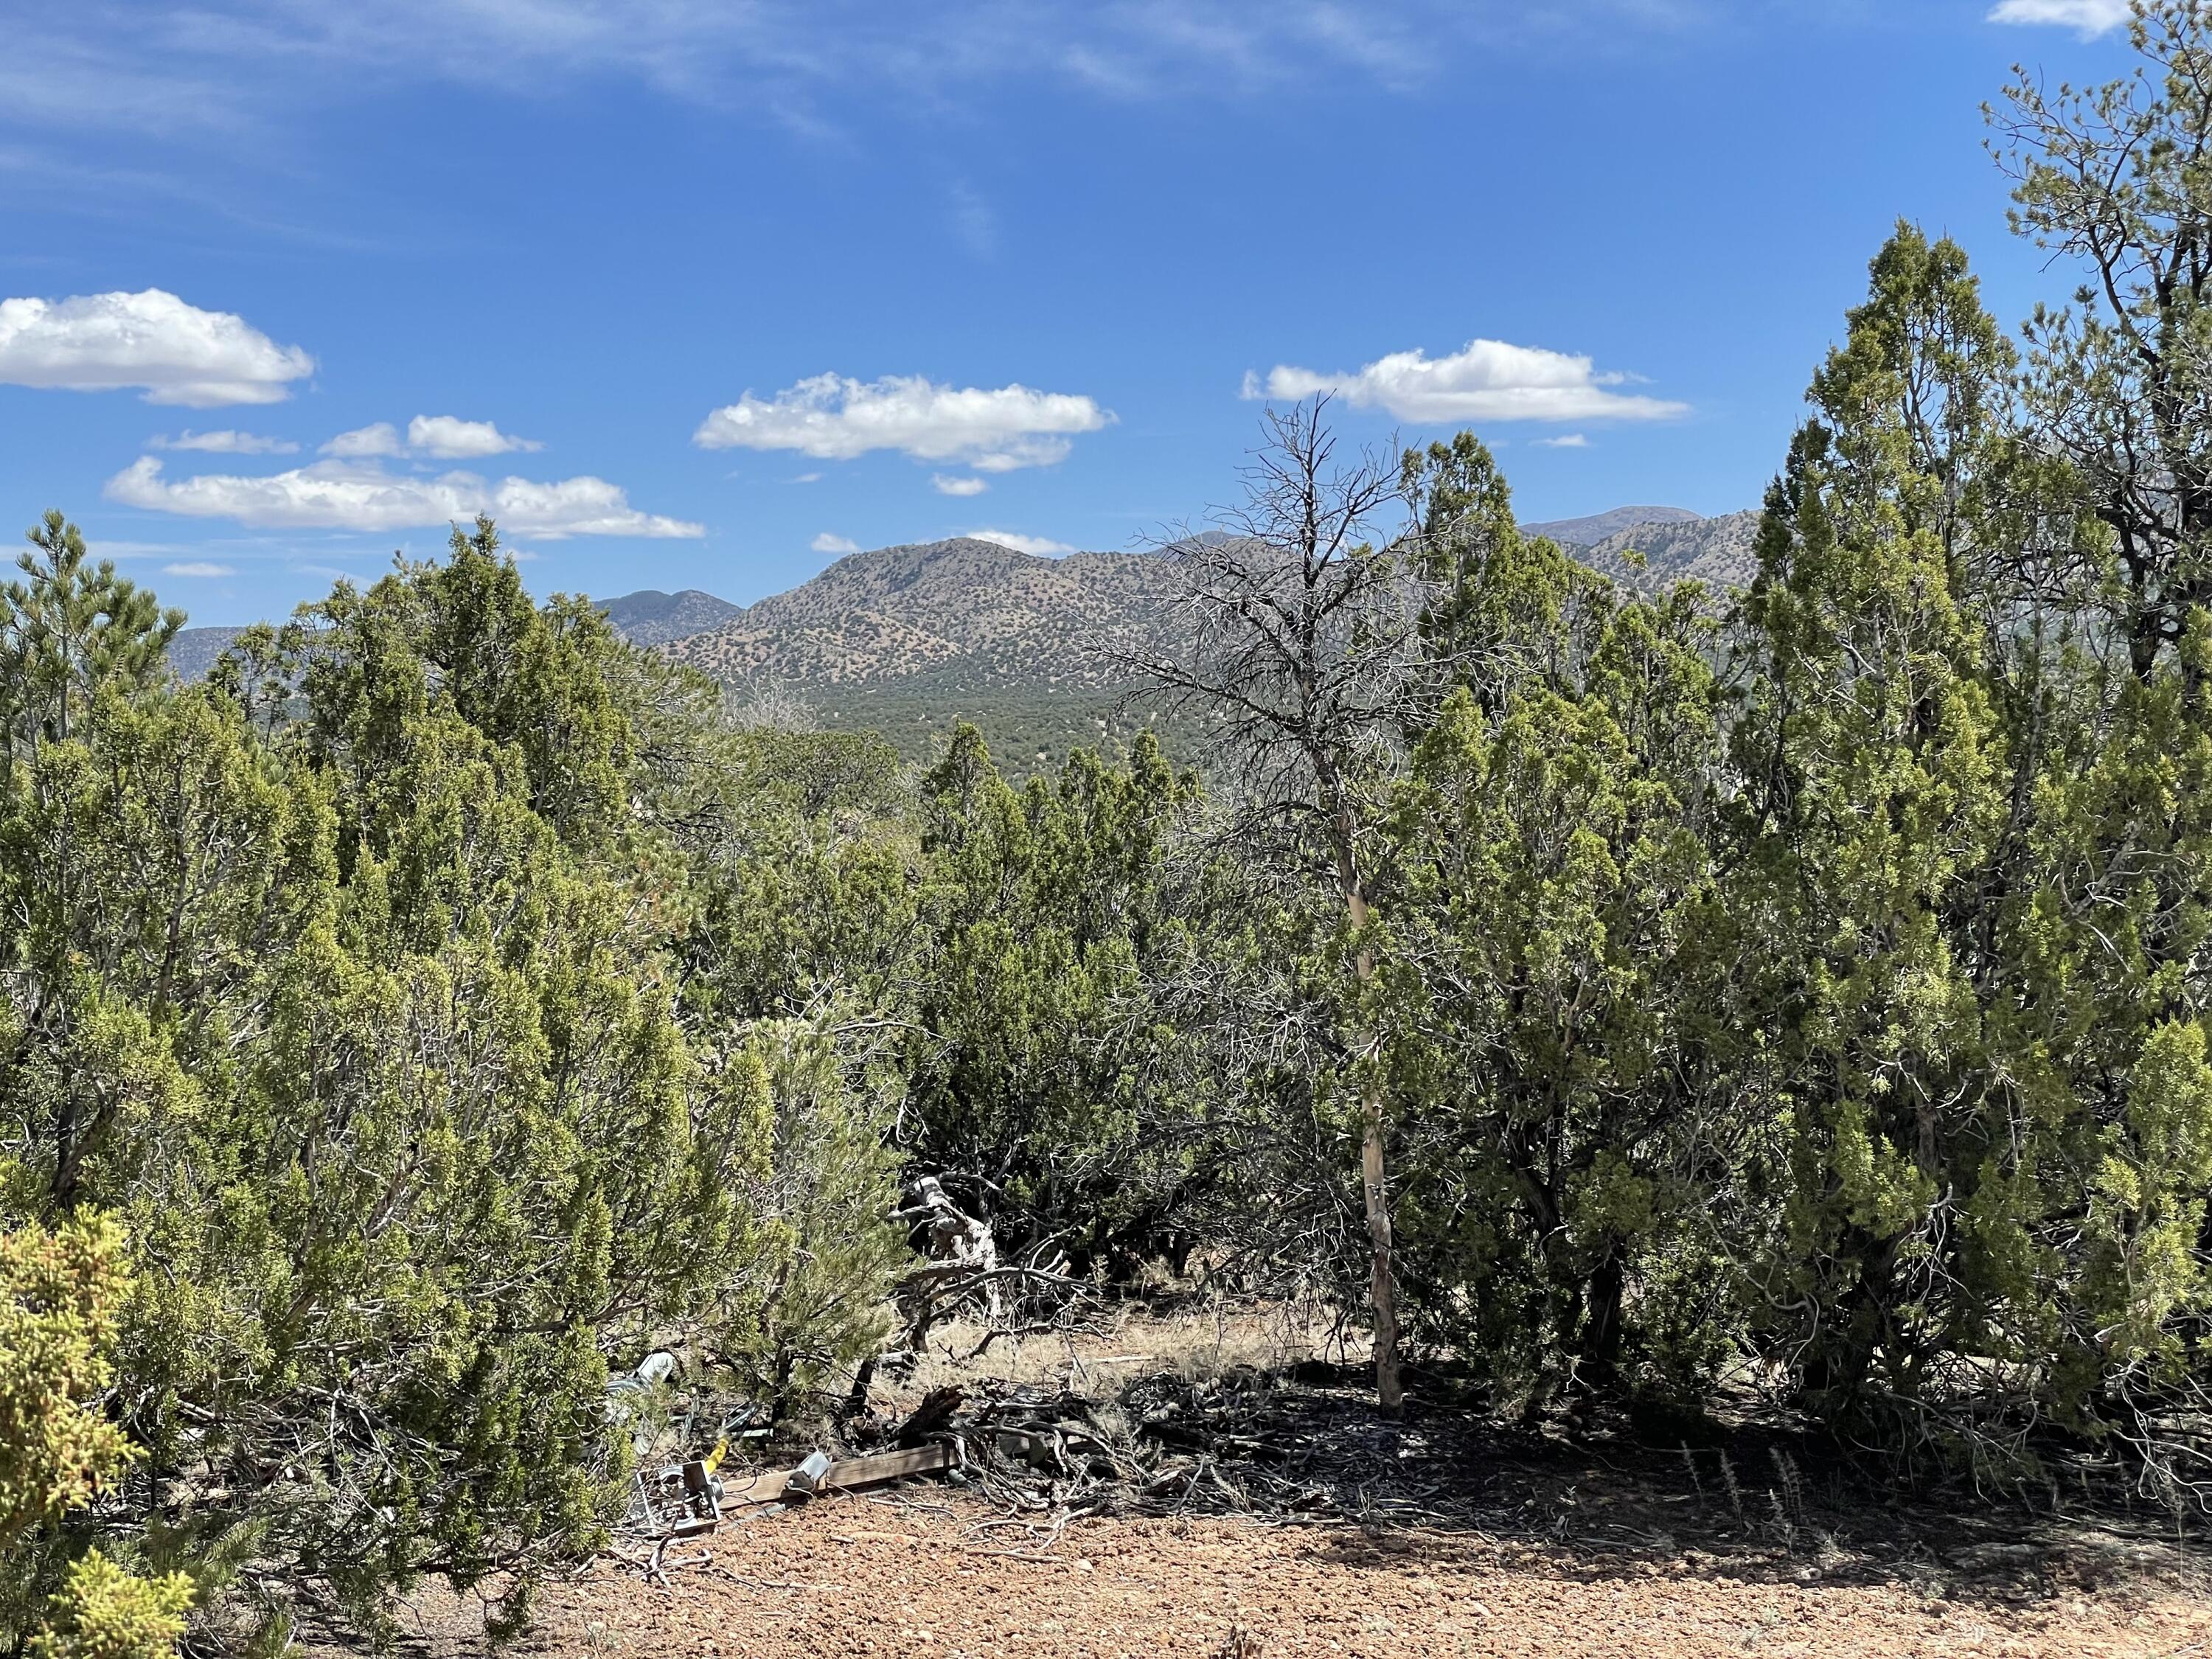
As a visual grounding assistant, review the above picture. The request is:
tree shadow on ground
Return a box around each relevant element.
[1101,1357,2205,1617]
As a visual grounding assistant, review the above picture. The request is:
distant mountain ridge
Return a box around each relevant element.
[656,538,1186,764]
[167,626,246,682]
[159,513,1761,765]
[592,588,742,646]
[1522,505,1703,548]
[662,538,1178,689]
[1574,509,1763,594]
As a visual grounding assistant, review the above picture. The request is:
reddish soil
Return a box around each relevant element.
[383,1493,2211,1659]
[327,1312,2211,1658]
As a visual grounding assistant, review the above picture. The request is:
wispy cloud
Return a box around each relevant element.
[933,474,989,496]
[152,428,299,454]
[88,539,194,557]
[948,181,998,258]
[1246,338,1686,425]
[1987,0,2129,35]
[324,422,402,458]
[1,4,1683,146]
[0,288,311,406]
[811,532,861,554]
[698,373,1112,471]
[107,456,703,539]
[161,560,235,577]
[1534,432,1590,448]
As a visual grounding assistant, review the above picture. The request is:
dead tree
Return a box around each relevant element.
[1116,397,1434,1411]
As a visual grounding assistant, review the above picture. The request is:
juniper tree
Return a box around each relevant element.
[0,520,905,1644]
[0,1206,193,1659]
[902,724,1206,1274]
[1384,578,1731,1401]
[1725,226,2019,1449]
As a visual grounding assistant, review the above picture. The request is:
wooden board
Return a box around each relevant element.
[715,1441,959,1512]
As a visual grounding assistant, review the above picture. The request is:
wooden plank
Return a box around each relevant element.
[817,1441,957,1491]
[714,1441,959,1512]
[715,1467,792,1507]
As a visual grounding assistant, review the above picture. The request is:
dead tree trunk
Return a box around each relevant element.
[1345,882,1402,1412]
[1113,395,1430,1415]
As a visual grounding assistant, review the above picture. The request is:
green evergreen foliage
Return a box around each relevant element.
[0,517,904,1644]
[903,724,1209,1271]
[1724,225,2025,1449]
[1384,580,1732,1400]
[0,512,182,761]
[0,1205,195,1659]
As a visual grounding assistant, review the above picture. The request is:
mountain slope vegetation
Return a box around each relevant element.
[1571,508,1763,593]
[20,18,2212,1656]
[662,538,1176,686]
[593,586,743,645]
[661,538,1193,765]
[1520,504,1702,546]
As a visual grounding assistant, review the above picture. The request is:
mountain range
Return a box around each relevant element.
[1558,509,1763,592]
[1520,505,1704,547]
[659,538,1188,765]
[159,508,1760,769]
[595,588,745,646]
[167,625,246,683]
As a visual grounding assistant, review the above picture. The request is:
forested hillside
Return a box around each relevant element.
[1571,508,1763,592]
[164,624,244,681]
[7,10,2212,1655]
[662,538,1172,684]
[1520,504,1702,546]
[175,544,1197,769]
[594,586,743,645]
[659,538,1197,765]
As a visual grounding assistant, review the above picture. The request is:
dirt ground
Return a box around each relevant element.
[386,1494,2211,1659]
[344,1304,2212,1659]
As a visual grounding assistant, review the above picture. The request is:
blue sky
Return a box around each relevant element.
[0,0,2140,626]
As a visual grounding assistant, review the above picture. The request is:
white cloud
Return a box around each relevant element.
[153,428,298,454]
[0,288,312,406]
[406,414,540,459]
[695,373,1112,471]
[933,473,989,496]
[161,560,235,577]
[1249,338,1688,424]
[811,532,861,554]
[1987,0,2129,34]
[793,472,822,484]
[105,456,703,540]
[321,416,540,460]
[323,422,402,458]
[970,529,1076,556]
[1534,433,1590,449]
